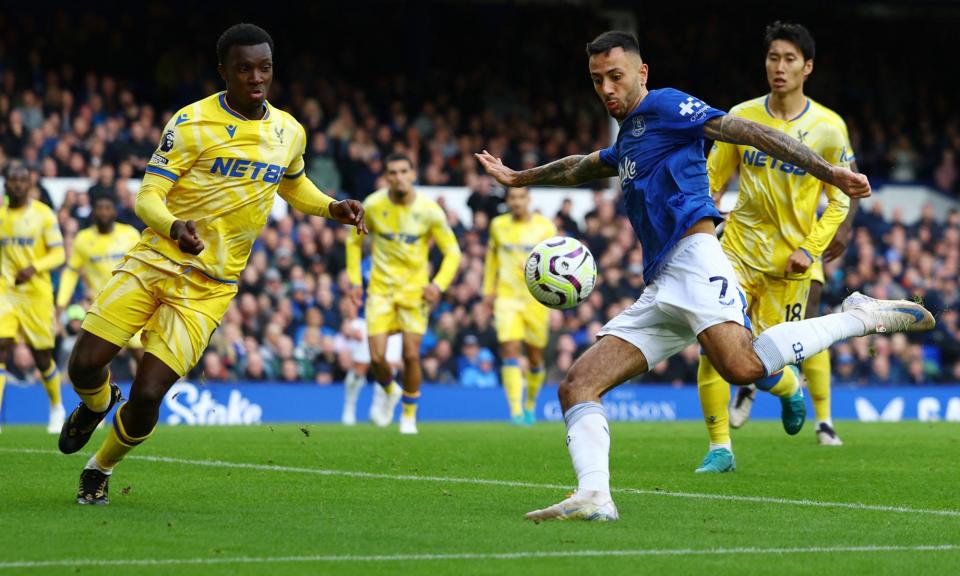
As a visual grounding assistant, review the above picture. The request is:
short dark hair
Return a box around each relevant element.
[764,21,815,60]
[384,152,414,169]
[90,189,118,207]
[585,31,641,58]
[4,160,27,179]
[217,23,274,65]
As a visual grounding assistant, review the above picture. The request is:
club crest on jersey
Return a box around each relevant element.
[174,113,189,126]
[797,129,809,143]
[274,127,285,145]
[631,116,646,137]
[225,125,237,139]
[159,130,175,152]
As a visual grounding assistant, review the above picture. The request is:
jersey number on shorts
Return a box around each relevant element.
[709,276,735,306]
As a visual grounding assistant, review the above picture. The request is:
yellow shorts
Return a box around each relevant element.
[0,292,55,349]
[366,292,428,336]
[809,258,825,285]
[494,298,549,348]
[727,253,811,336]
[82,250,237,376]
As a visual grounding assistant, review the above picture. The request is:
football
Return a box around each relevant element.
[524,236,597,309]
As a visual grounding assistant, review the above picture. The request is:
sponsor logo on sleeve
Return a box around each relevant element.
[150,153,169,166]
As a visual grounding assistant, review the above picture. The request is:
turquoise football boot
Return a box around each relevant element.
[695,447,736,473]
[523,408,536,425]
[780,368,806,435]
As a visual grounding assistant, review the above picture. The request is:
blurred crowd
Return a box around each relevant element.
[1,2,959,388]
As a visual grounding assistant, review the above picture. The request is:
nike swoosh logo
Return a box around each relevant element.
[893,307,926,322]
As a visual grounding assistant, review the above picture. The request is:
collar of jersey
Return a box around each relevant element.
[218,92,271,122]
[763,95,810,122]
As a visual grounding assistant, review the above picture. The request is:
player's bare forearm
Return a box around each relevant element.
[515,152,616,187]
[475,149,616,187]
[704,116,835,185]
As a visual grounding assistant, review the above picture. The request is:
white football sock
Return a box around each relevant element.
[709,442,732,451]
[753,312,865,376]
[344,370,365,406]
[85,454,112,475]
[564,402,610,494]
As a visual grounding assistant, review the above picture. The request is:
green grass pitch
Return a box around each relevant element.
[0,421,958,575]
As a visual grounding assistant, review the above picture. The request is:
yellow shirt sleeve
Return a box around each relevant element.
[135,174,179,240]
[35,210,65,273]
[139,112,204,238]
[277,174,334,218]
[346,197,370,287]
[708,140,740,199]
[799,122,852,257]
[429,205,461,292]
[482,221,498,297]
[56,238,85,307]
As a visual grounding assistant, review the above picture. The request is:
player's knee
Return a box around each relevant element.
[130,379,169,407]
[401,349,419,366]
[558,368,592,408]
[67,347,100,381]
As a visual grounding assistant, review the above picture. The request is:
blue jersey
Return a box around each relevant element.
[599,88,726,282]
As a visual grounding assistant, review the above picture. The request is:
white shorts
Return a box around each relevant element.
[351,332,402,365]
[598,233,749,367]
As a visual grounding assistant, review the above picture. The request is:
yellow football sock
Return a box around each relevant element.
[501,361,523,418]
[803,350,832,424]
[40,363,62,407]
[94,403,153,470]
[74,370,112,413]
[765,366,800,398]
[401,390,420,418]
[0,363,7,416]
[697,355,731,447]
[524,366,545,413]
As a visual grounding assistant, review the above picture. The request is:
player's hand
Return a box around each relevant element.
[823,226,852,263]
[423,282,442,305]
[474,150,520,187]
[171,220,204,255]
[330,200,368,235]
[15,265,36,285]
[785,249,814,275]
[832,167,871,199]
[348,284,364,307]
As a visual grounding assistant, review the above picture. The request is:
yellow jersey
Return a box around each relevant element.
[139,91,327,282]
[0,199,64,297]
[483,212,556,302]
[346,189,461,297]
[709,96,853,279]
[56,223,141,307]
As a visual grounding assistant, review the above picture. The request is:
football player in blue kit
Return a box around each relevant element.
[475,30,934,522]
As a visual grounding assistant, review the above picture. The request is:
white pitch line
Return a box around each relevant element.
[3,447,959,518]
[0,544,957,570]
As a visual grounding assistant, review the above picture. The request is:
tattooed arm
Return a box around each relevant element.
[703,115,871,199]
[474,150,617,187]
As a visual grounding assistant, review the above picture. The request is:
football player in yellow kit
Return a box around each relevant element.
[0,161,66,433]
[483,187,556,424]
[346,153,461,434]
[58,23,366,504]
[56,192,143,361]
[696,21,859,473]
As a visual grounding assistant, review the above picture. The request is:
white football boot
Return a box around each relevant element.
[524,490,619,523]
[47,403,66,434]
[816,422,844,446]
[729,384,756,429]
[841,291,935,335]
[399,414,418,435]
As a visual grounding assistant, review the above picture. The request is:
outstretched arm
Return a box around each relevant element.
[474,150,617,187]
[703,116,871,199]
